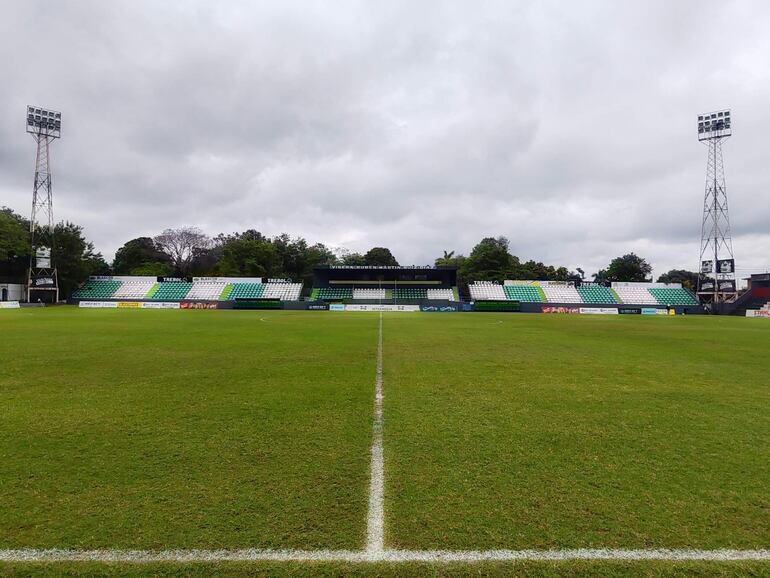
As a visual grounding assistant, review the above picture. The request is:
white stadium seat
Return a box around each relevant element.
[469,282,506,300]
[541,285,582,303]
[111,280,155,299]
[353,288,387,299]
[613,286,658,305]
[186,281,226,300]
[426,288,453,300]
[262,282,302,301]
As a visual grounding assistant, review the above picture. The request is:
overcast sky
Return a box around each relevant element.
[2,0,769,280]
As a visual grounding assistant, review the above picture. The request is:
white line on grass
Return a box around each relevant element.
[1,549,769,563]
[366,311,385,553]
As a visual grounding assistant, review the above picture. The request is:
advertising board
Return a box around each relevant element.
[329,304,345,311]
[142,302,180,309]
[79,301,181,309]
[0,301,20,309]
[420,305,458,312]
[618,308,642,314]
[746,309,770,318]
[31,274,55,287]
[181,301,218,309]
[641,308,659,315]
[717,259,735,274]
[579,307,618,315]
[344,304,420,312]
[542,306,580,314]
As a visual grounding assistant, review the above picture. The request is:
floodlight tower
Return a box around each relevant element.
[696,109,736,305]
[26,105,62,303]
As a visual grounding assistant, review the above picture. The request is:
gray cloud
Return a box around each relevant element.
[1,0,769,282]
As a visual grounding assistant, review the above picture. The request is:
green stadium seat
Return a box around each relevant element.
[72,280,122,299]
[393,288,428,300]
[503,285,543,302]
[150,282,192,300]
[316,288,353,301]
[228,283,265,299]
[577,285,618,304]
[648,287,698,306]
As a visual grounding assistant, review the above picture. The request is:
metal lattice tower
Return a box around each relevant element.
[26,105,62,303]
[696,109,736,304]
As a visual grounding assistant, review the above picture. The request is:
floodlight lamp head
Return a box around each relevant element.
[26,105,61,139]
[697,109,730,141]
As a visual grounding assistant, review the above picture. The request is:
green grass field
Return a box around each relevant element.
[1,307,769,576]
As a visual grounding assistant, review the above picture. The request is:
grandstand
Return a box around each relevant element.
[69,272,703,313]
[70,276,303,304]
[469,280,699,308]
[311,266,458,304]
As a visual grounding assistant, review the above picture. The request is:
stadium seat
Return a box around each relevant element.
[612,286,658,305]
[577,285,618,304]
[261,282,302,301]
[111,280,157,299]
[393,288,428,300]
[648,287,698,306]
[72,279,122,299]
[541,285,582,303]
[426,288,453,300]
[150,282,192,300]
[186,281,227,300]
[503,285,544,302]
[316,287,352,301]
[353,288,387,299]
[469,282,506,301]
[228,283,265,299]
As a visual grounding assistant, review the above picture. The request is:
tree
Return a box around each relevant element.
[435,250,467,269]
[338,250,367,266]
[594,253,652,283]
[270,233,337,285]
[0,207,30,281]
[657,269,699,291]
[0,207,29,262]
[216,237,280,277]
[363,247,399,267]
[113,237,171,274]
[459,237,514,283]
[154,227,211,276]
[51,222,110,297]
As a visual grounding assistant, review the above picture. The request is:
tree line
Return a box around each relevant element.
[1,206,700,296]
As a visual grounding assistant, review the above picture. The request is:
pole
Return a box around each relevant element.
[713,139,719,304]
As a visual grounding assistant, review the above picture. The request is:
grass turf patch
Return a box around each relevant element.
[1,560,769,577]
[0,308,377,550]
[385,313,770,550]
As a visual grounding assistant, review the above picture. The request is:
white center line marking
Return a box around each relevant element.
[1,548,768,563]
[366,311,385,553]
